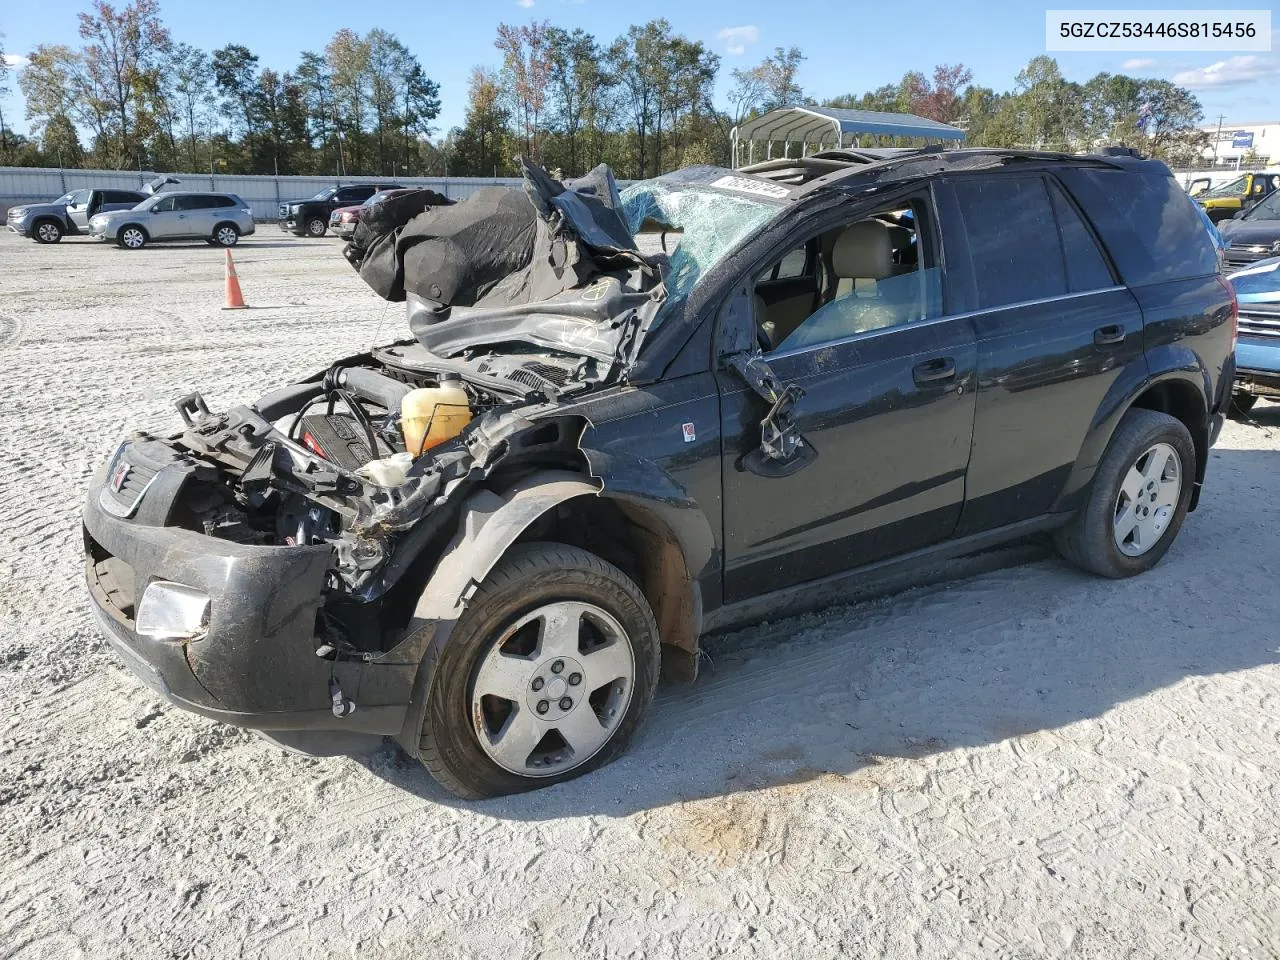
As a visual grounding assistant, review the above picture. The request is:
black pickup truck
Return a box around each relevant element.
[278,183,402,237]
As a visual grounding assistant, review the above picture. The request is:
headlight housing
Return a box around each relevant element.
[136,581,210,641]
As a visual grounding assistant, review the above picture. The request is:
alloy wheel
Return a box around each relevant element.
[122,228,145,249]
[1113,442,1181,557]
[36,222,61,243]
[470,601,635,777]
[215,226,239,246]
[307,219,326,236]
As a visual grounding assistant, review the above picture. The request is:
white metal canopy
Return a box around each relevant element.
[731,106,966,167]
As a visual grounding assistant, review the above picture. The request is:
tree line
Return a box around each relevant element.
[3,1,441,176]
[0,4,1211,179]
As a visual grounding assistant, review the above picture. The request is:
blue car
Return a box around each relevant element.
[1229,256,1280,417]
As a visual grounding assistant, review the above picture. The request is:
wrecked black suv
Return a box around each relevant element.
[85,149,1235,799]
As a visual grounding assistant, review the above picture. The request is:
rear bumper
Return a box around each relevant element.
[82,456,420,747]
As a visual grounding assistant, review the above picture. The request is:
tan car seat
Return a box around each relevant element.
[778,221,899,350]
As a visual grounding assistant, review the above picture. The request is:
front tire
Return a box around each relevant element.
[1055,408,1195,578]
[418,542,661,800]
[306,217,327,237]
[212,223,240,247]
[33,220,64,244]
[117,225,147,249]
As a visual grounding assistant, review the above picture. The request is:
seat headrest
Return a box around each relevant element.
[832,221,893,281]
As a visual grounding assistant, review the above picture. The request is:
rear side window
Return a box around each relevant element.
[210,195,236,208]
[951,176,1066,309]
[1055,167,1219,284]
[1046,179,1114,292]
[175,195,215,210]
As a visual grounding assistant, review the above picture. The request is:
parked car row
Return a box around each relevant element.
[278,183,403,237]
[6,176,255,249]
[5,178,432,248]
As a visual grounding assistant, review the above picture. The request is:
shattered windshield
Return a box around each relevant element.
[1203,176,1247,199]
[620,175,784,322]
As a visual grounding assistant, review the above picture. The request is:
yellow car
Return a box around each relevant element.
[1190,171,1280,223]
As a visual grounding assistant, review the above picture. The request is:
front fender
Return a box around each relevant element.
[393,470,600,755]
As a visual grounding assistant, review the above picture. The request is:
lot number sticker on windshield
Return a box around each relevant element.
[709,176,790,200]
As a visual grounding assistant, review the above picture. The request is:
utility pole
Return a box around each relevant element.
[1212,113,1225,165]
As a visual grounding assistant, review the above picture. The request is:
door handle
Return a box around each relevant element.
[1094,323,1125,346]
[913,357,956,384]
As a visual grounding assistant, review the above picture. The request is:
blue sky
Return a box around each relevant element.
[2,0,1277,141]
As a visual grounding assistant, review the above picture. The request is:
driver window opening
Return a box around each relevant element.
[753,200,941,353]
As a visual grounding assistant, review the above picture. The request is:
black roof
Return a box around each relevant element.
[740,146,1170,197]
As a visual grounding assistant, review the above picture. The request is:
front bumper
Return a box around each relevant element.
[82,454,420,744]
[6,219,31,236]
[1235,336,1280,396]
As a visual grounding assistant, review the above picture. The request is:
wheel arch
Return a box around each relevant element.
[31,215,64,237]
[392,461,712,756]
[212,219,240,236]
[1056,368,1210,516]
[118,222,150,242]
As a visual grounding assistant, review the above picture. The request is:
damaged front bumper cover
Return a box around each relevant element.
[83,463,435,751]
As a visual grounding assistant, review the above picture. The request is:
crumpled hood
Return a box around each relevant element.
[343,161,662,369]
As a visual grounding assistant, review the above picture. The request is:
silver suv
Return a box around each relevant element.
[90,192,255,249]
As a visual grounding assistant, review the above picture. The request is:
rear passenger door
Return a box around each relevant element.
[935,172,1146,535]
[102,190,143,214]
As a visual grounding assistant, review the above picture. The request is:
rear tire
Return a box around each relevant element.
[33,219,64,244]
[1054,408,1195,578]
[306,217,327,237]
[418,542,661,800]
[1228,391,1258,420]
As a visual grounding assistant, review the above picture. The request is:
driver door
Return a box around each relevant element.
[717,190,978,603]
[146,196,182,238]
[65,190,93,229]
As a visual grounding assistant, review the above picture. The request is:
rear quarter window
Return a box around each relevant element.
[1056,168,1219,285]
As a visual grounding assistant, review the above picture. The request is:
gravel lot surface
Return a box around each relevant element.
[1,232,1278,960]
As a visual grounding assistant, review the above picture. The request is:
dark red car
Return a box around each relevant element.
[329,188,422,239]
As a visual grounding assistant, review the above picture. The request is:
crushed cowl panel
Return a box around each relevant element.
[345,159,664,371]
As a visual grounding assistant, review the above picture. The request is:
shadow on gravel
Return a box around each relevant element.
[353,447,1280,818]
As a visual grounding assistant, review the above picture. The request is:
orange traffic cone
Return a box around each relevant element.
[223,248,247,310]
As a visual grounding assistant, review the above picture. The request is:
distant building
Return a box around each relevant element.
[1198,121,1278,166]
